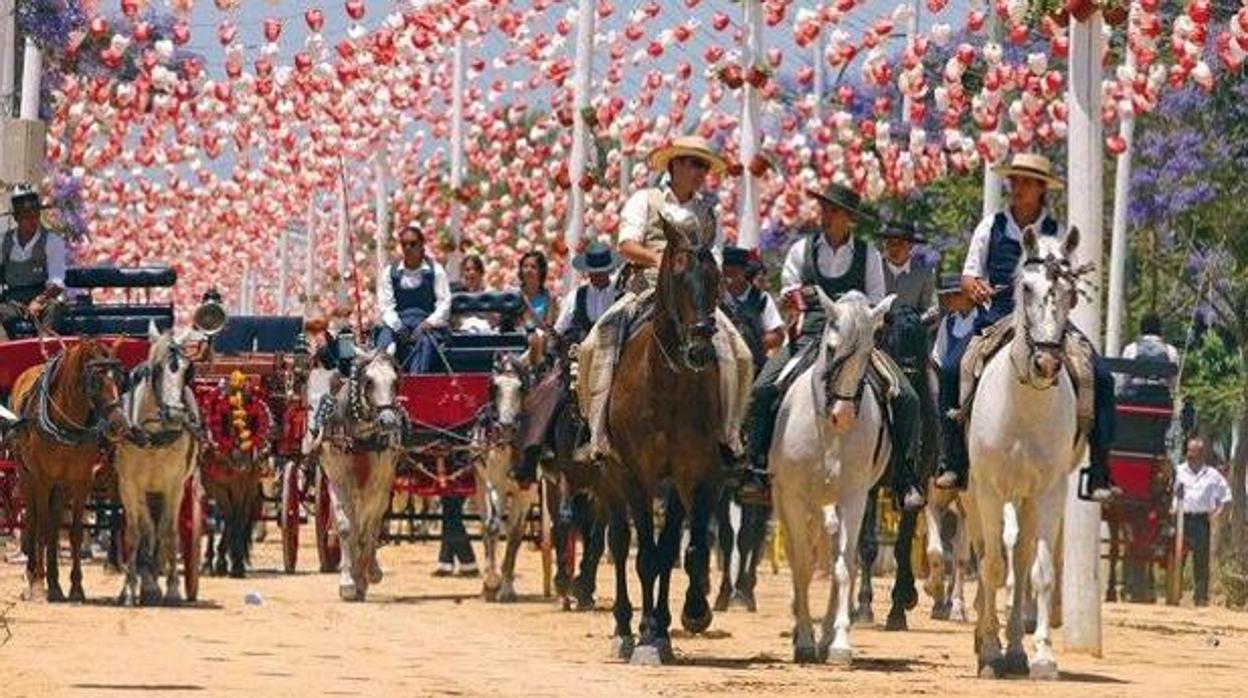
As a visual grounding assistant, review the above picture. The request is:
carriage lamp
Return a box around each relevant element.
[334,327,357,361]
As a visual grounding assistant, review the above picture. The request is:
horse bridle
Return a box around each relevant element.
[1012,254,1090,387]
[345,357,405,445]
[655,237,718,373]
[32,352,126,446]
[480,359,527,449]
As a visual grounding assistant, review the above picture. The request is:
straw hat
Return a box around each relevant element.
[647,135,727,176]
[992,153,1064,190]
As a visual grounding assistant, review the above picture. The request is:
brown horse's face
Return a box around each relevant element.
[657,226,720,371]
[84,342,129,442]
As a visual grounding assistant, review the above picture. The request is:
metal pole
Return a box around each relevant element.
[1063,14,1105,656]
[565,0,595,281]
[811,14,824,120]
[1105,4,1139,358]
[336,174,350,307]
[737,0,763,250]
[373,154,390,287]
[981,14,1002,218]
[0,0,15,116]
[277,225,289,315]
[304,198,317,317]
[902,3,919,124]
[19,37,39,120]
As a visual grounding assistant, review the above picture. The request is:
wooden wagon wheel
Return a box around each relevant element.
[280,458,302,574]
[179,471,204,603]
[315,464,341,573]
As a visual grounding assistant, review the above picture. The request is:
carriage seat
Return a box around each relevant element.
[5,296,174,338]
[65,266,177,289]
[424,291,528,373]
[211,316,305,355]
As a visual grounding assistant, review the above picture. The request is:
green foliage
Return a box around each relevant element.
[1180,332,1245,454]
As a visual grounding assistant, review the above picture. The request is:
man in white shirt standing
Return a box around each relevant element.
[375,224,452,373]
[1173,437,1231,606]
[1,190,68,340]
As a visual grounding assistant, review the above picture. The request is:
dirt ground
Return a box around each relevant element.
[0,530,1243,698]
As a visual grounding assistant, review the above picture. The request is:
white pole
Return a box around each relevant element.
[19,37,40,120]
[812,17,824,120]
[902,4,918,124]
[1063,14,1105,656]
[373,154,390,286]
[737,0,763,250]
[447,33,466,281]
[981,13,1002,218]
[240,263,253,315]
[304,199,317,317]
[0,1,15,116]
[277,225,290,315]
[619,153,631,195]
[565,0,595,279]
[1105,4,1138,358]
[336,175,350,306]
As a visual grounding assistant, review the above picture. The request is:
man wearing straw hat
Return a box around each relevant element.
[738,184,925,511]
[0,190,68,340]
[577,135,754,470]
[933,153,1117,502]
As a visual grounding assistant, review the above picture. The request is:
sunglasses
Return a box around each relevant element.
[674,156,711,172]
[401,240,424,248]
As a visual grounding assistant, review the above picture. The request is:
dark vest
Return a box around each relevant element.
[1,229,50,304]
[726,287,769,368]
[941,313,976,370]
[390,261,437,325]
[979,212,1059,327]
[565,284,607,344]
[798,233,867,337]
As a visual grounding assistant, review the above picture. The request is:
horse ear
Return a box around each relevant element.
[1022,226,1039,259]
[815,287,837,319]
[870,294,896,326]
[147,320,161,342]
[1062,225,1080,259]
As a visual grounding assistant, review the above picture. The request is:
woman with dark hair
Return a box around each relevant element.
[517,251,557,330]
[456,254,487,293]
[451,254,499,334]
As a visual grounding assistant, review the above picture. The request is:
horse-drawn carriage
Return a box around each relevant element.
[1102,357,1183,605]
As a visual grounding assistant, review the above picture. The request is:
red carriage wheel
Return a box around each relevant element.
[280,459,301,574]
[180,473,204,602]
[315,465,341,573]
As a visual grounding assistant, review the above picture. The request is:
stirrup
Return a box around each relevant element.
[1076,468,1119,503]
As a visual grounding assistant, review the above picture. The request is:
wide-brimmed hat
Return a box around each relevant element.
[936,274,971,309]
[9,190,47,215]
[647,135,728,176]
[722,245,755,268]
[879,220,927,244]
[571,241,624,273]
[992,153,1064,190]
[807,183,872,220]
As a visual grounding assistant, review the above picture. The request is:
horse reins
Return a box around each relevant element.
[126,343,205,448]
[28,352,124,447]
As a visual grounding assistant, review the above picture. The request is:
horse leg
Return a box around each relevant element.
[45,485,66,603]
[1028,484,1065,680]
[163,481,188,606]
[548,482,572,602]
[712,489,735,612]
[973,491,1007,678]
[680,480,715,635]
[637,490,683,665]
[736,503,770,612]
[923,497,949,619]
[478,484,502,599]
[328,475,360,601]
[628,489,668,666]
[572,494,604,610]
[775,490,817,664]
[22,477,44,601]
[607,501,635,659]
[1004,502,1038,676]
[498,488,534,603]
[1106,516,1120,602]
[885,509,919,631]
[823,495,866,667]
[853,487,878,626]
[68,490,88,603]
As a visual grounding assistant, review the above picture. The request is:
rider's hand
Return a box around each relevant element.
[960,275,992,306]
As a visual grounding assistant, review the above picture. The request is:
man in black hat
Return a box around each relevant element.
[879,220,936,318]
[740,185,924,510]
[721,245,783,370]
[1,191,68,339]
[553,240,623,345]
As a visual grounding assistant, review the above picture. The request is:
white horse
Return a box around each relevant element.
[315,349,404,602]
[771,290,894,665]
[477,352,539,602]
[114,326,200,606]
[966,226,1085,679]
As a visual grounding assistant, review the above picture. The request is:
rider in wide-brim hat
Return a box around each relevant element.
[646,134,728,177]
[991,152,1064,190]
[806,182,874,220]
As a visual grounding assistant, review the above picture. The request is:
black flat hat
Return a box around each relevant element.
[571,241,624,273]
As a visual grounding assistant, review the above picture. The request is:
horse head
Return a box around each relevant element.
[490,352,528,443]
[140,323,195,422]
[655,204,721,371]
[815,290,894,434]
[81,339,129,442]
[1015,225,1084,388]
[880,304,931,375]
[349,347,404,438]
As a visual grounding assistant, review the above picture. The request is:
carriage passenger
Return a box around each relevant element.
[739,185,924,510]
[1120,312,1179,403]
[932,153,1116,501]
[375,224,452,373]
[0,191,68,340]
[451,254,500,334]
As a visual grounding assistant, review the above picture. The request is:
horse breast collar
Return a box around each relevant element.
[26,352,122,447]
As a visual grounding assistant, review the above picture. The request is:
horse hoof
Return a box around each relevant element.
[950,601,968,623]
[930,601,950,621]
[46,587,67,603]
[574,593,596,612]
[339,583,359,602]
[497,588,518,604]
[1029,658,1058,681]
[68,587,86,604]
[851,607,875,627]
[713,589,732,613]
[213,561,229,577]
[1024,617,1038,635]
[368,560,384,585]
[610,635,636,661]
[482,585,499,603]
[681,607,713,635]
[884,609,908,632]
[978,656,1007,680]
[1004,650,1029,676]
[139,588,162,607]
[794,645,820,664]
[164,594,184,608]
[229,568,245,580]
[630,641,674,666]
[825,647,853,667]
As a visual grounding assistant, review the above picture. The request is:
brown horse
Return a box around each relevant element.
[603,215,724,664]
[10,339,128,602]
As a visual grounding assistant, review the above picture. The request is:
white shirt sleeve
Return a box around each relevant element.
[617,190,650,245]
[932,319,948,368]
[760,293,784,333]
[863,245,885,304]
[44,232,67,288]
[376,263,400,330]
[780,237,808,295]
[1121,342,1138,360]
[553,286,579,335]
[425,262,453,328]
[962,214,995,278]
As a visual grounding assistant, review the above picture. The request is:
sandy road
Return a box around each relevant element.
[0,533,1244,697]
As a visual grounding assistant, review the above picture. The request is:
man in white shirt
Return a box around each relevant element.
[375,224,452,373]
[553,241,622,344]
[879,220,936,318]
[721,246,784,369]
[1173,438,1231,606]
[1120,312,1180,401]
[931,278,979,492]
[1,191,69,339]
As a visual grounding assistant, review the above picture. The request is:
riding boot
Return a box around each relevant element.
[887,380,926,511]
[738,381,781,503]
[1078,355,1120,502]
[934,357,968,490]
